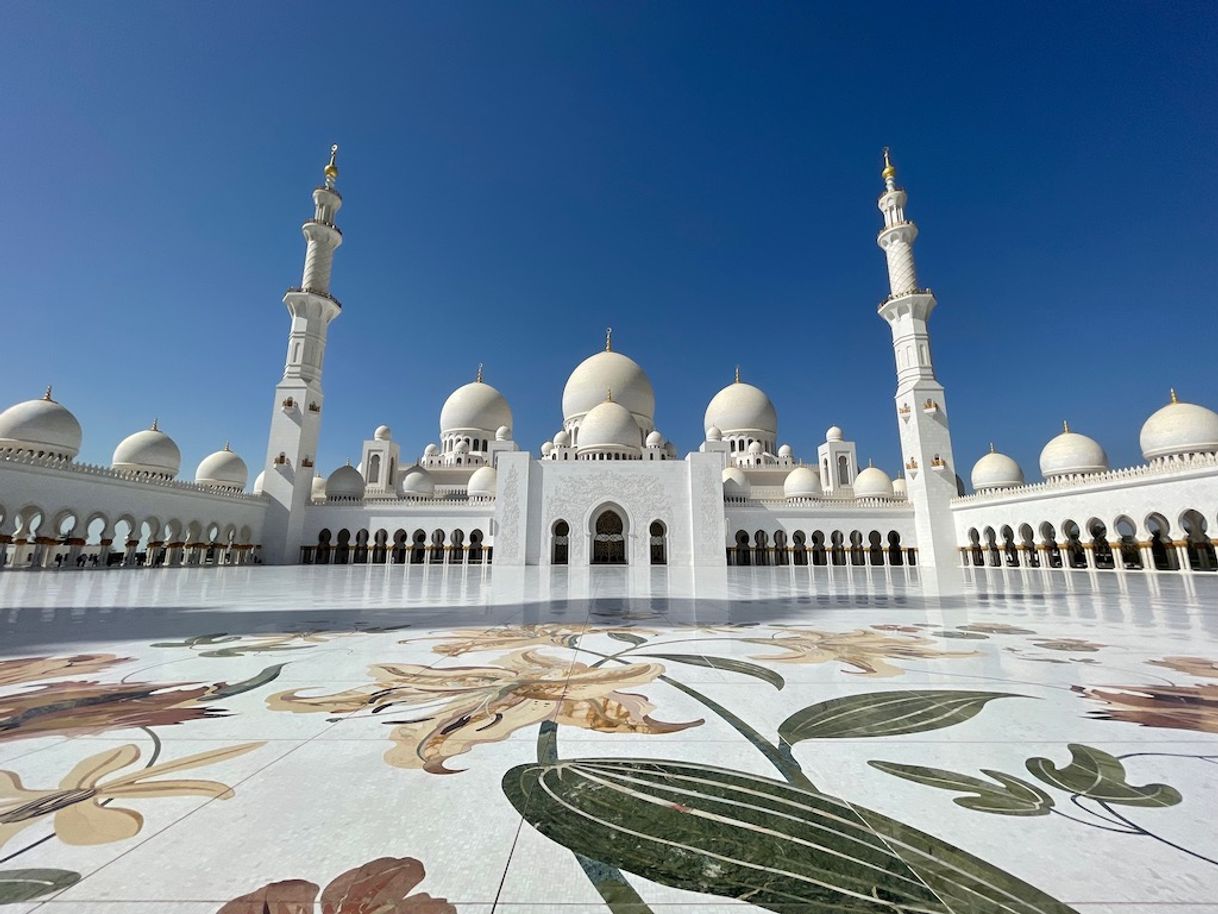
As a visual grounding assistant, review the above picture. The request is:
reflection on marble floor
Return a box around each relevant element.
[0,565,1216,912]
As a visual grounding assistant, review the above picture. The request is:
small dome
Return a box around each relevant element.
[854,465,895,499]
[253,470,266,495]
[704,381,777,437]
[579,399,641,452]
[1040,424,1108,478]
[0,390,82,460]
[553,429,571,448]
[892,476,907,498]
[778,443,793,459]
[440,381,512,435]
[195,444,248,491]
[454,439,470,455]
[722,466,751,499]
[399,465,434,497]
[310,474,326,500]
[112,422,181,479]
[467,465,498,498]
[747,441,764,457]
[326,464,365,500]
[646,430,664,447]
[495,425,511,441]
[1139,392,1218,461]
[783,466,822,499]
[971,446,1024,491]
[541,441,554,456]
[826,426,843,442]
[705,424,722,442]
[374,425,392,441]
[563,350,655,426]
[424,443,440,457]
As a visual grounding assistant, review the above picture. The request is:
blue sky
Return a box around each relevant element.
[3,2,1216,484]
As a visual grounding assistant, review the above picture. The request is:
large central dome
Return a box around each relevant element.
[440,380,512,435]
[562,350,655,428]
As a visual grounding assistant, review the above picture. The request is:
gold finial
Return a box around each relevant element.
[605,327,613,352]
[223,441,231,452]
[324,144,339,182]
[606,387,613,402]
[734,365,741,384]
[1062,420,1070,434]
[151,418,160,432]
[1170,388,1178,404]
[989,442,996,453]
[43,385,53,401]
[867,458,874,468]
[476,363,484,383]
[881,147,896,182]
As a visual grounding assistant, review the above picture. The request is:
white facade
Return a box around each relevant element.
[2,148,1216,573]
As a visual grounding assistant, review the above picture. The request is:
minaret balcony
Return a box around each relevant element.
[285,286,343,309]
[304,219,343,237]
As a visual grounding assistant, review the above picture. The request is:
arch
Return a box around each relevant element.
[733,530,750,566]
[830,530,846,566]
[837,455,849,486]
[368,454,381,485]
[316,528,332,565]
[1018,523,1039,567]
[1145,513,1176,571]
[468,529,485,564]
[449,528,465,564]
[1039,522,1062,568]
[1180,509,1217,571]
[429,529,446,564]
[371,529,388,564]
[591,508,627,565]
[649,520,667,566]
[791,530,808,566]
[410,529,427,564]
[353,528,370,564]
[848,530,864,566]
[998,525,1018,567]
[981,526,1000,567]
[391,529,407,564]
[753,529,770,566]
[772,529,788,566]
[810,530,827,566]
[1086,518,1114,570]
[886,530,904,566]
[867,530,884,566]
[1060,520,1085,569]
[551,519,570,565]
[334,528,351,565]
[1113,515,1140,569]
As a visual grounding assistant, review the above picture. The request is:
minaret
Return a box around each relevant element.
[261,145,344,564]
[875,149,959,571]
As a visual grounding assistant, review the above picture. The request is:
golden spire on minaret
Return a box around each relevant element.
[734,365,741,384]
[476,363,484,383]
[324,144,339,184]
[881,147,896,183]
[43,385,53,401]
[605,327,613,352]
[1062,420,1070,434]
[1170,388,1179,404]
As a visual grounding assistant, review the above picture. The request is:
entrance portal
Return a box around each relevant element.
[592,510,627,565]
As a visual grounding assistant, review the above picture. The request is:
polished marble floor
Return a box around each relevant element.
[0,563,1216,912]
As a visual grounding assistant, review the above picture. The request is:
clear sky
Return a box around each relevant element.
[4,2,1216,485]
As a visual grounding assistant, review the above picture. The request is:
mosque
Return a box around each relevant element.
[1,147,1216,573]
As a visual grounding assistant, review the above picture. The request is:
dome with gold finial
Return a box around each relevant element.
[562,330,655,430]
[0,387,82,460]
[112,419,181,479]
[323,144,339,182]
[1039,421,1107,479]
[1140,389,1218,462]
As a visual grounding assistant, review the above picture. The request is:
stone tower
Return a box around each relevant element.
[875,150,959,570]
[260,146,344,563]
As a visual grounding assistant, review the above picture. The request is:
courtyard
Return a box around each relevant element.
[0,565,1215,912]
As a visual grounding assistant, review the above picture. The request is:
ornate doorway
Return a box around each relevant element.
[592,510,626,565]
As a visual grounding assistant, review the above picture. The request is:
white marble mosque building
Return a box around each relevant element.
[1,147,1217,574]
